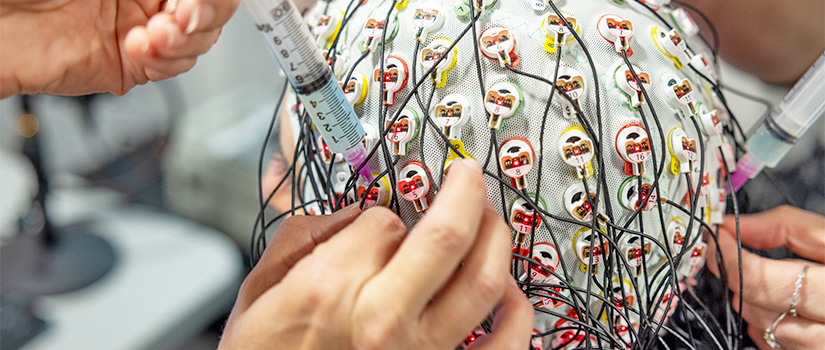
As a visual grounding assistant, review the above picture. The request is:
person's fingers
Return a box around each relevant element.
[741,301,825,350]
[466,280,533,350]
[145,13,222,58]
[421,202,512,346]
[316,206,407,278]
[720,205,825,263]
[173,0,241,35]
[372,158,488,312]
[705,231,825,322]
[123,26,199,81]
[232,204,362,313]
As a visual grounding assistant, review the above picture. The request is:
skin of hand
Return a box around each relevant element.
[706,205,825,350]
[0,0,240,98]
[224,158,534,350]
[678,0,824,85]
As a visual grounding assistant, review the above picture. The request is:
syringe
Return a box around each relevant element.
[244,0,372,181]
[729,53,825,192]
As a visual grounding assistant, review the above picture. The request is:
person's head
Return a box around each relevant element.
[272,1,731,347]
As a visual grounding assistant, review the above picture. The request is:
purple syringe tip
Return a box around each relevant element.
[728,170,749,193]
[343,146,373,182]
[358,163,373,182]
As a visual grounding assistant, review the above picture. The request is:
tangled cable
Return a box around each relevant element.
[248,0,770,348]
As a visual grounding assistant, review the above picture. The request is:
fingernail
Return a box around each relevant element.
[163,0,178,13]
[342,203,363,214]
[165,25,178,47]
[140,36,150,53]
[185,4,213,34]
[459,157,481,173]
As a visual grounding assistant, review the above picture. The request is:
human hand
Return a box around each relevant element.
[222,158,533,349]
[706,205,825,349]
[0,0,240,98]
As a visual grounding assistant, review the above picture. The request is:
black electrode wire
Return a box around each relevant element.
[684,283,732,350]
[498,63,613,293]
[374,4,402,216]
[526,289,632,344]
[659,324,699,350]
[290,94,303,214]
[303,120,331,215]
[548,1,615,223]
[303,115,333,214]
[515,51,563,297]
[669,0,720,55]
[252,139,304,264]
[760,169,799,207]
[517,255,630,343]
[602,214,687,347]
[305,114,337,214]
[507,172,690,350]
[467,0,488,101]
[632,0,718,89]
[520,175,675,348]
[720,83,774,116]
[683,286,730,350]
[490,132,509,219]
[253,79,290,265]
[296,162,309,212]
[526,281,643,347]
[500,184,594,333]
[322,0,331,15]
[666,198,737,347]
[326,0,364,71]
[414,81,442,193]
[343,50,372,88]
[717,147,744,346]
[619,60,688,337]
[338,13,479,202]
[557,62,675,342]
[380,103,403,215]
[514,9,625,343]
[262,199,323,230]
[714,86,749,152]
[274,2,746,348]
[620,53,669,231]
[675,116,707,270]
[356,156,401,210]
[252,154,296,262]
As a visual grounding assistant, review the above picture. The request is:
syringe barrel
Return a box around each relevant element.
[745,53,825,169]
[244,0,367,158]
[762,53,825,145]
[243,0,329,94]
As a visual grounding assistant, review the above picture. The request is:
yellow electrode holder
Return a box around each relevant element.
[443,140,473,175]
[420,38,458,88]
[667,126,697,176]
[573,226,608,274]
[600,278,635,322]
[651,26,686,70]
[325,10,345,49]
[542,13,578,54]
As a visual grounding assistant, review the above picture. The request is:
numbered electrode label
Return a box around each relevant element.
[245,0,365,155]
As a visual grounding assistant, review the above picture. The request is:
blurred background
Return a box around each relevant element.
[0,5,822,350]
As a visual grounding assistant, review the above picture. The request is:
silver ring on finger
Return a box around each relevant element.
[763,265,809,349]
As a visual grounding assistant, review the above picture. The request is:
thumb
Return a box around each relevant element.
[233,204,362,313]
[720,205,825,263]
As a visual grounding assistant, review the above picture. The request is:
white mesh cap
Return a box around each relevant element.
[288,0,726,347]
